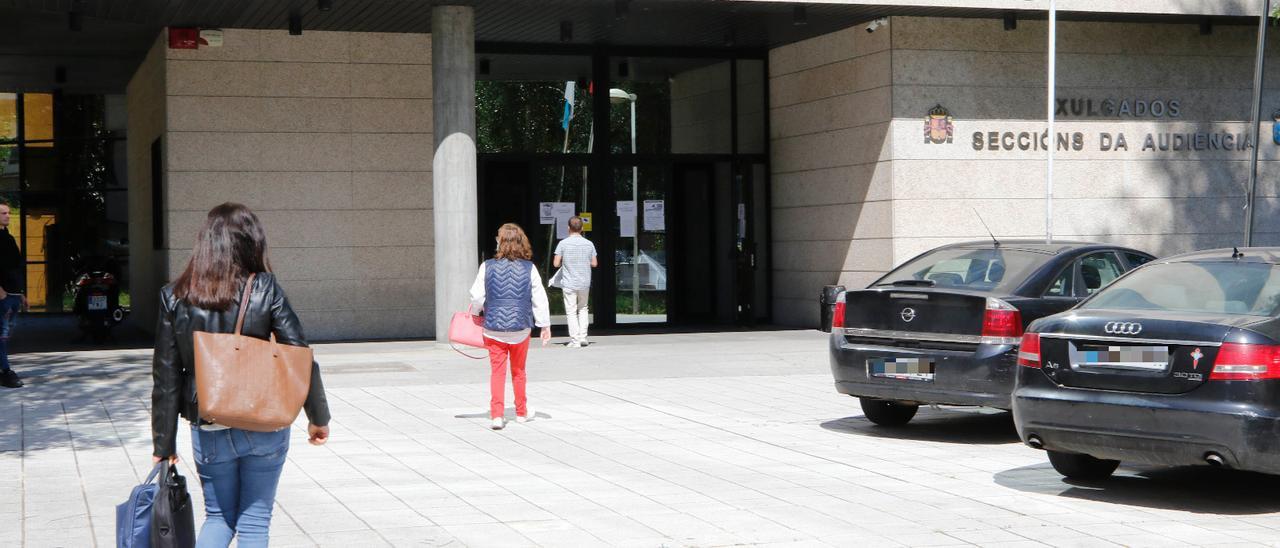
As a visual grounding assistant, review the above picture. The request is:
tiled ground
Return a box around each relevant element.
[4,330,1280,547]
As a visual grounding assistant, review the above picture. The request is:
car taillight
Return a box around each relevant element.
[831,292,846,329]
[1210,343,1280,381]
[981,297,1023,345]
[1016,332,1041,368]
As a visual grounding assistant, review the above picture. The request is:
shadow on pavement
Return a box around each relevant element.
[454,409,553,420]
[10,313,152,354]
[2,348,152,453]
[994,461,1280,515]
[820,407,1019,445]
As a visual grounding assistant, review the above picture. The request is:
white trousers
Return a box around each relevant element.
[562,288,590,343]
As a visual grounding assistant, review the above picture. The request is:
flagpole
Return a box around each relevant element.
[548,82,576,274]
[1045,0,1056,245]
[1245,0,1270,247]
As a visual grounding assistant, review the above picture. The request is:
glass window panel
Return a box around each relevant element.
[0,145,17,192]
[530,164,590,324]
[476,54,593,154]
[611,57,732,155]
[1125,252,1153,268]
[737,60,767,154]
[23,93,54,142]
[61,138,124,190]
[1082,262,1280,317]
[1044,264,1074,297]
[23,205,54,312]
[23,146,55,191]
[751,163,770,320]
[0,93,15,142]
[22,191,127,313]
[60,94,112,140]
[2,92,131,315]
[1080,252,1125,295]
[614,165,667,323]
[105,94,127,134]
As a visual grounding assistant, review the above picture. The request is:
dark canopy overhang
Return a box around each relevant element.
[0,0,1257,93]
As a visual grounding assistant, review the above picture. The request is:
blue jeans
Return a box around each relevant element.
[191,426,290,548]
[0,294,21,372]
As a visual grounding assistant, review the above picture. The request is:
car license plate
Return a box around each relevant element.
[867,357,935,381]
[1071,343,1169,371]
[88,295,108,311]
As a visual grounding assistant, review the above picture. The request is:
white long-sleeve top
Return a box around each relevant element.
[470,262,551,344]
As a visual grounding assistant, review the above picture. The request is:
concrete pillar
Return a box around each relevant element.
[431,6,479,340]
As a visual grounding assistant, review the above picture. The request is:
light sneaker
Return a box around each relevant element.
[566,341,581,348]
[490,418,505,430]
[517,406,535,423]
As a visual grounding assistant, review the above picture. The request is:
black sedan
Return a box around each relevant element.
[1014,247,1280,479]
[830,240,1154,426]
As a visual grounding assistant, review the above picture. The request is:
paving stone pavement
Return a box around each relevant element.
[4,329,1280,547]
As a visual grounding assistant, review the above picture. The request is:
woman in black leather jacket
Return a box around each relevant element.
[152,203,330,548]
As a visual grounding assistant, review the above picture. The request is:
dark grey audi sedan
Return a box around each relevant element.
[830,240,1154,426]
[1014,247,1280,479]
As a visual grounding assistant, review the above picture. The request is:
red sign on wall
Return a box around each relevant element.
[169,28,199,49]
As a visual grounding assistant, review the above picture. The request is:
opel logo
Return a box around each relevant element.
[901,307,917,322]
[1104,322,1143,335]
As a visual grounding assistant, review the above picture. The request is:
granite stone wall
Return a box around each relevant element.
[128,29,434,340]
[889,16,1280,264]
[768,24,894,327]
[125,33,168,333]
[768,15,1280,327]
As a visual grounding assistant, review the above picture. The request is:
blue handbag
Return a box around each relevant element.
[115,463,162,548]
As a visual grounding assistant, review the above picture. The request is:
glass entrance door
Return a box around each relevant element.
[475,48,772,329]
[733,162,770,325]
[613,165,667,324]
[479,159,593,329]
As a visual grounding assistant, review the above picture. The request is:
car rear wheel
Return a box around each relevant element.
[1047,450,1120,480]
[859,398,919,426]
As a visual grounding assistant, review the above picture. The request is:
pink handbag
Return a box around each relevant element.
[448,306,487,359]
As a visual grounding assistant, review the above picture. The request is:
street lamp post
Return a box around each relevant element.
[1245,0,1271,247]
[610,88,640,316]
[1045,0,1056,244]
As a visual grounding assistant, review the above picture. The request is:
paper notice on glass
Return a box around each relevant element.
[539,202,556,225]
[552,202,575,239]
[737,203,747,239]
[616,201,637,238]
[643,200,665,232]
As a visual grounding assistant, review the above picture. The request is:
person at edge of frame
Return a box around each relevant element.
[0,200,27,389]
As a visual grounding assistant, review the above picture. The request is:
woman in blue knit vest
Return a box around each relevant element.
[469,223,552,430]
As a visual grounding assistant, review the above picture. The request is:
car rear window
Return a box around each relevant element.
[1080,261,1280,317]
[870,247,1048,293]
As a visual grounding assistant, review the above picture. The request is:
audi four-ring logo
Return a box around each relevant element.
[1104,322,1143,335]
[901,308,917,322]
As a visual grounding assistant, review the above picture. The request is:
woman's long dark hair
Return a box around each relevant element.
[173,203,271,310]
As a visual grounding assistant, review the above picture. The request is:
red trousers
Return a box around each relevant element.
[485,336,529,419]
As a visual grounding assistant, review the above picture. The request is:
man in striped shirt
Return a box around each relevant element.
[553,216,598,347]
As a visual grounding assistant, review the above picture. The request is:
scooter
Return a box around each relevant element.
[71,259,128,343]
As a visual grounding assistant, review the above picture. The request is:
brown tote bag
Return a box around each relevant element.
[194,273,313,432]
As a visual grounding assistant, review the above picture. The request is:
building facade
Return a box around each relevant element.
[2,1,1275,339]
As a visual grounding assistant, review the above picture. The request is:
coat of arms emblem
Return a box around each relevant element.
[924,104,954,144]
